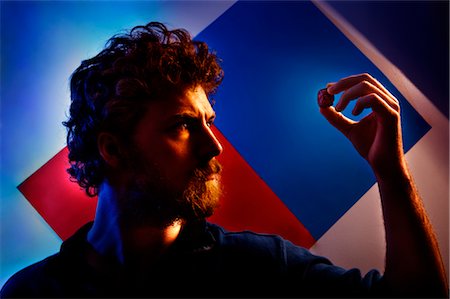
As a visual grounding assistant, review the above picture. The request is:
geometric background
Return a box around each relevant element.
[197,1,430,240]
[1,0,448,289]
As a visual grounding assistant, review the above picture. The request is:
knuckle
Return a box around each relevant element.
[360,80,373,90]
[392,97,400,110]
[389,110,401,123]
[371,92,379,97]
[361,73,373,81]
[393,101,401,112]
[368,92,380,102]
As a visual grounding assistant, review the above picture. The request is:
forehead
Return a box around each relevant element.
[138,86,215,126]
[170,86,214,115]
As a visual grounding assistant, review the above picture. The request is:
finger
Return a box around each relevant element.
[327,73,377,94]
[319,106,355,137]
[327,73,366,94]
[328,73,399,112]
[352,93,399,122]
[363,77,400,112]
[328,73,398,103]
[362,73,397,102]
[335,80,399,113]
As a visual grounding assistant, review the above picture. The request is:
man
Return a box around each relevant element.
[1,22,447,298]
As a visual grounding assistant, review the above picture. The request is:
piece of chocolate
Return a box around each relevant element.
[317,88,334,108]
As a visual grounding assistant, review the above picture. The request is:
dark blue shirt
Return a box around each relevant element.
[0,221,387,298]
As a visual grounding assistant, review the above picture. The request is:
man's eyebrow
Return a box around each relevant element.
[170,111,216,121]
[169,113,198,123]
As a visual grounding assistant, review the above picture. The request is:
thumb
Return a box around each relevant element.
[319,106,354,137]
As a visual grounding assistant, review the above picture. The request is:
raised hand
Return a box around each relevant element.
[319,73,403,176]
[318,73,448,296]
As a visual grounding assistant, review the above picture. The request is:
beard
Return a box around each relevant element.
[118,152,222,228]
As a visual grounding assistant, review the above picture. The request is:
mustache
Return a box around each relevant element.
[193,159,222,181]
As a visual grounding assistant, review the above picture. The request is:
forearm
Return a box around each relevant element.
[375,159,448,297]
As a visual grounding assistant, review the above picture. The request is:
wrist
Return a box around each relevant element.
[372,155,411,188]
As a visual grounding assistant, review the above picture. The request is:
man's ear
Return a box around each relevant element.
[97,132,122,168]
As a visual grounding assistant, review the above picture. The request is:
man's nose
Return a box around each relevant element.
[198,124,223,160]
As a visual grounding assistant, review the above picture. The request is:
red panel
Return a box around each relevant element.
[18,128,315,248]
[18,147,97,241]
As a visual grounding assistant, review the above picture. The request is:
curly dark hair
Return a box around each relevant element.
[63,22,224,197]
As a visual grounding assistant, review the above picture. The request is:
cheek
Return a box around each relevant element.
[164,138,194,161]
[156,141,195,177]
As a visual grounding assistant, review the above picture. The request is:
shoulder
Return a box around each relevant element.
[206,222,325,266]
[207,222,313,253]
[205,224,385,296]
[1,222,93,298]
[1,254,61,298]
[207,222,284,250]
[207,222,281,242]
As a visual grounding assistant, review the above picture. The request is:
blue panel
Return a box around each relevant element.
[197,1,430,239]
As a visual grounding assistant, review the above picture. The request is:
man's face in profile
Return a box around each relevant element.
[117,86,223,227]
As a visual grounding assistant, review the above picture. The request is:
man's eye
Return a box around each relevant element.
[174,119,195,131]
[177,122,189,130]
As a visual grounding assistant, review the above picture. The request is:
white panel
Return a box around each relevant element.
[310,183,386,274]
[311,127,449,278]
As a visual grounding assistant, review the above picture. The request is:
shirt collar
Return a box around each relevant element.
[169,219,216,254]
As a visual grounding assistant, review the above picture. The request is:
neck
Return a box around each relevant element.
[87,182,183,268]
